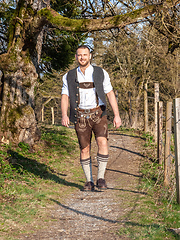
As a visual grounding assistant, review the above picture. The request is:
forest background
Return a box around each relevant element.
[0,1,180,238]
[0,0,179,142]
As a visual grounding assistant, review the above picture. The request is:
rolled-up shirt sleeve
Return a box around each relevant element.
[103,69,113,94]
[61,73,69,96]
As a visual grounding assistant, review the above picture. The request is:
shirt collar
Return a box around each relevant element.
[77,64,93,74]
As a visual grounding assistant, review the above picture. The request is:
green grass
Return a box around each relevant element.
[0,124,83,239]
[1,126,179,239]
[115,128,180,240]
[117,192,180,239]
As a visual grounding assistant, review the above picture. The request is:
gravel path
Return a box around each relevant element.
[21,131,145,240]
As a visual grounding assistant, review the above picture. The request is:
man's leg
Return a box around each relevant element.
[96,137,108,189]
[80,145,94,184]
[92,112,109,189]
[96,136,108,155]
[75,121,94,190]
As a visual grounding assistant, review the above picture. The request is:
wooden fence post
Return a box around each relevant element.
[41,97,52,123]
[154,83,159,143]
[51,107,54,125]
[157,101,163,165]
[144,82,148,132]
[173,98,180,204]
[164,101,172,186]
[42,106,44,122]
[128,91,132,127]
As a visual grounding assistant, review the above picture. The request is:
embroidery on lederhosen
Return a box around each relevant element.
[91,110,101,123]
[79,116,86,129]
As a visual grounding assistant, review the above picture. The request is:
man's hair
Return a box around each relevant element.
[76,45,91,53]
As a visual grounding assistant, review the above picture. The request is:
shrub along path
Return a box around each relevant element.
[18,130,150,240]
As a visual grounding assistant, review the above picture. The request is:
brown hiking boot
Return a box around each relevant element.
[82,181,95,191]
[96,178,107,190]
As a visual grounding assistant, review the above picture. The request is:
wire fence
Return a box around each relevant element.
[115,83,180,204]
[141,83,179,204]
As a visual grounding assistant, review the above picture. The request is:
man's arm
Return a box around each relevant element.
[106,90,122,129]
[61,94,70,127]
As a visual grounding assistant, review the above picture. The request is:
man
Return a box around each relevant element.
[61,45,121,191]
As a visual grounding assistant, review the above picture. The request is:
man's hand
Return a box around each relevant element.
[106,90,122,129]
[61,115,70,127]
[113,115,122,129]
[61,94,69,127]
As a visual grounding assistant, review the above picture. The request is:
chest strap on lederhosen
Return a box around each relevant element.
[79,82,94,89]
[79,82,99,106]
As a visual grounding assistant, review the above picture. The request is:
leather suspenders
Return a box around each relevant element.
[78,82,99,106]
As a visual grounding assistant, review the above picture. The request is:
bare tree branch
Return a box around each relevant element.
[38,1,178,32]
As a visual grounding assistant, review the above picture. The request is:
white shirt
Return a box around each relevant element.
[61,65,113,109]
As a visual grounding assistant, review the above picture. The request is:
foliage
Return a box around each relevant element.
[39,0,85,72]
[0,0,84,73]
[0,1,15,54]
[41,29,83,72]
[150,0,180,53]
[90,24,179,129]
[51,0,81,18]
[0,0,179,144]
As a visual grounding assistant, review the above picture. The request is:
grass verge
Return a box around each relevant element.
[116,128,180,240]
[0,126,179,239]
[0,124,84,239]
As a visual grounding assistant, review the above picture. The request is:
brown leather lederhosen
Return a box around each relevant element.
[75,81,108,150]
[67,66,107,124]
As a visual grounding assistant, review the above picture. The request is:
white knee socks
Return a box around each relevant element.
[80,157,93,183]
[97,153,108,180]
[80,154,108,182]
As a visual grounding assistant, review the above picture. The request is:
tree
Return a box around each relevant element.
[35,70,64,124]
[0,0,179,145]
[98,22,179,129]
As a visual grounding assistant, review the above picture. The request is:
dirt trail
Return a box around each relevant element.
[20,131,146,240]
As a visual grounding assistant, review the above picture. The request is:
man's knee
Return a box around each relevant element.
[81,145,90,155]
[96,137,108,148]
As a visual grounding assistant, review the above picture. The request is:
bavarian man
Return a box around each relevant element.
[61,45,122,191]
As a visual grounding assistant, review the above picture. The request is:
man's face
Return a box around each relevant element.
[75,48,91,68]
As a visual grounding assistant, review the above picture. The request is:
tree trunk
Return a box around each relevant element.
[0,0,46,145]
[0,51,40,145]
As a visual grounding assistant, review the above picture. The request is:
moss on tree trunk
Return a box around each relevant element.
[0,49,40,145]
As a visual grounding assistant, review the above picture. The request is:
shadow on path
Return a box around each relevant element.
[93,163,142,178]
[107,167,142,178]
[109,145,146,158]
[109,131,146,140]
[106,187,147,195]
[50,199,119,223]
